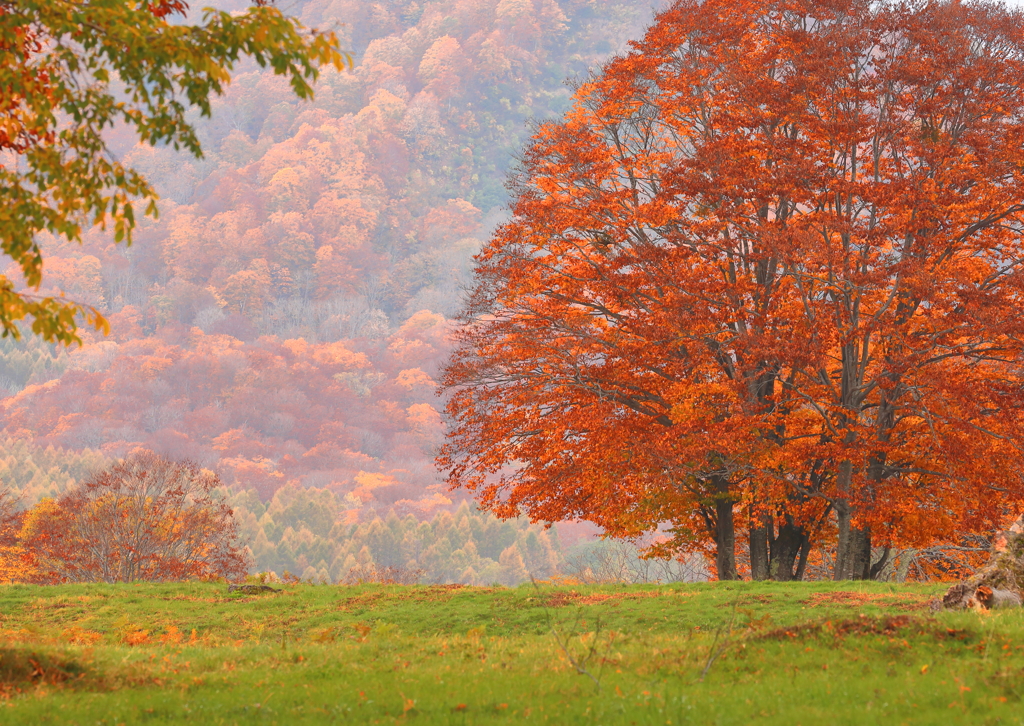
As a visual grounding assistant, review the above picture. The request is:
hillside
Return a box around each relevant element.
[0,0,668,521]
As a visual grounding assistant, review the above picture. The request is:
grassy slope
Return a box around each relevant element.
[0,581,1022,724]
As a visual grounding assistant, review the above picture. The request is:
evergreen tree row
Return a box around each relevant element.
[230,486,562,586]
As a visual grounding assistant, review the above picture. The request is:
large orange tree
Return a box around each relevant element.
[441,0,1024,580]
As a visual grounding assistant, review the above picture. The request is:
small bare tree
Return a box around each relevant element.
[0,488,20,548]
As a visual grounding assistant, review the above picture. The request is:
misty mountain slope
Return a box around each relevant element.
[0,0,668,520]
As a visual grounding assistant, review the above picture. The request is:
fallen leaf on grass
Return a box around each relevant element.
[757,615,972,645]
[62,627,102,645]
[124,630,151,646]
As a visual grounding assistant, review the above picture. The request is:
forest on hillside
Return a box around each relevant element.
[0,0,672,580]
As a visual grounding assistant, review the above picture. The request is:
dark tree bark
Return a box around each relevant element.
[794,528,815,580]
[835,499,872,580]
[869,546,892,579]
[714,495,738,580]
[749,514,770,581]
[708,474,738,580]
[750,511,813,581]
[695,473,739,580]
[833,457,874,580]
[770,515,810,581]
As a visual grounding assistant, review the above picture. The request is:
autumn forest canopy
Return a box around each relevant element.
[3,0,1024,584]
[0,0,660,583]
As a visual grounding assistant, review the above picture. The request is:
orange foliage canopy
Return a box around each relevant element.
[18,451,248,583]
[441,0,1024,580]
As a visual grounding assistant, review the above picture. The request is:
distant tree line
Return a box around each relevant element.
[233,485,562,585]
[0,441,982,585]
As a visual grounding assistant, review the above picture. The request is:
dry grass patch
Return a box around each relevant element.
[802,590,934,611]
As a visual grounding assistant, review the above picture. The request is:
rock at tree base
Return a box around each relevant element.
[942,516,1024,610]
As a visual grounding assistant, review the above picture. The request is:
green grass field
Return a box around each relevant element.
[1,580,1022,724]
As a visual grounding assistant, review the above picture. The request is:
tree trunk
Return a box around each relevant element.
[750,511,813,581]
[835,500,872,580]
[771,515,809,582]
[895,549,915,582]
[833,459,872,580]
[869,546,892,580]
[749,513,769,581]
[794,535,812,581]
[713,475,737,580]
